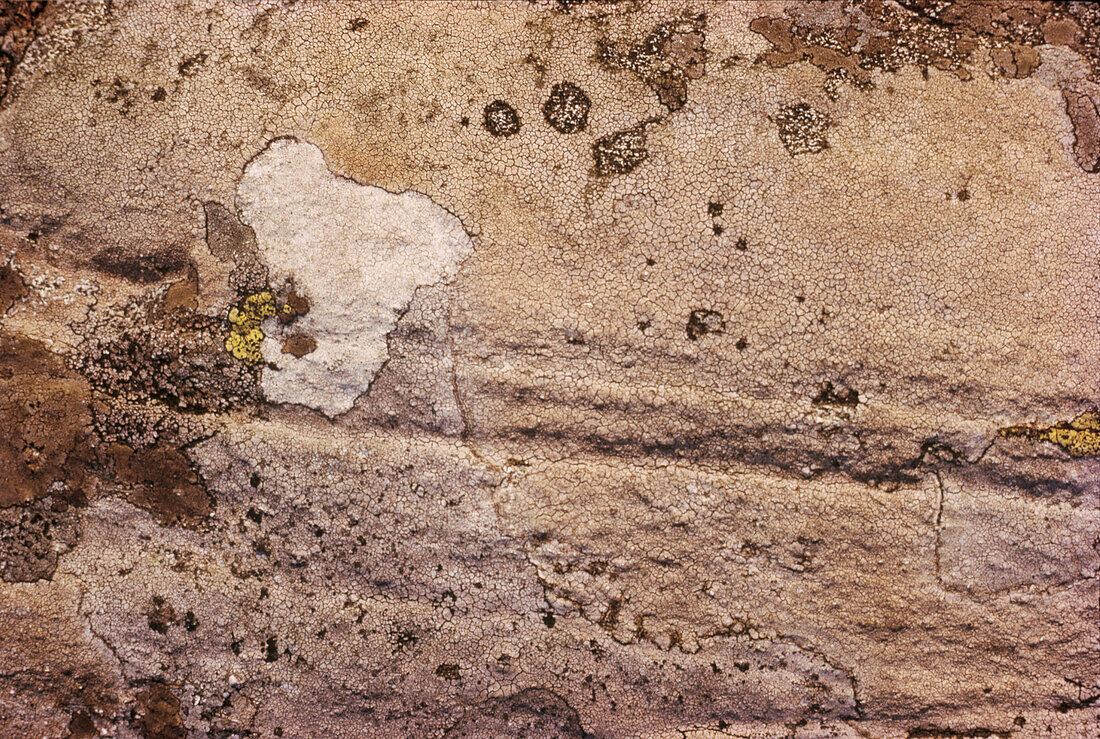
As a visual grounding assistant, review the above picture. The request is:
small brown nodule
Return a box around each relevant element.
[279,289,311,323]
[281,334,317,358]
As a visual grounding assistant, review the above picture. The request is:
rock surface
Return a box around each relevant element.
[0,1,1097,737]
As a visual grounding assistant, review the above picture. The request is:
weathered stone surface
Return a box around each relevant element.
[0,2,1097,737]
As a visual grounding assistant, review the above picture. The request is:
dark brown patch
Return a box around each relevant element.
[0,497,81,582]
[109,442,212,526]
[160,264,199,313]
[989,42,1039,78]
[91,244,189,284]
[135,683,184,739]
[203,201,258,262]
[0,263,27,313]
[598,597,622,632]
[435,663,461,680]
[686,309,724,341]
[543,82,590,134]
[145,596,176,634]
[483,99,521,137]
[812,381,860,408]
[592,123,648,176]
[176,51,207,78]
[772,103,831,155]
[278,286,310,324]
[0,333,94,508]
[752,1,1100,100]
[74,302,260,413]
[281,333,317,358]
[65,711,98,739]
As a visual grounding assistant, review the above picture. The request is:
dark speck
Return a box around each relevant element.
[264,636,279,662]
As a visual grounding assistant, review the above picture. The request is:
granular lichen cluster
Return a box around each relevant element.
[483,99,521,137]
[543,81,590,134]
[772,103,831,155]
[225,290,276,365]
[593,124,649,176]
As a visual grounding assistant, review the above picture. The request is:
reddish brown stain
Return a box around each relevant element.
[281,332,317,357]
[108,443,212,527]
[0,333,93,508]
[134,684,184,739]
[0,263,27,314]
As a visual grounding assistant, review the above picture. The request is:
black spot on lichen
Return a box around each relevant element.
[772,103,832,155]
[264,636,279,662]
[435,663,461,680]
[177,51,207,77]
[812,381,860,407]
[183,610,198,632]
[0,263,27,315]
[146,596,175,634]
[593,124,648,176]
[483,99,520,137]
[543,82,590,133]
[686,309,724,341]
[391,628,418,652]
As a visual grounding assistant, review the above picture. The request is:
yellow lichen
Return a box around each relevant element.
[224,291,276,364]
[999,411,1100,458]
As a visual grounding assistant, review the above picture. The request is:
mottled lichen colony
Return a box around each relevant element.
[0,1,1098,738]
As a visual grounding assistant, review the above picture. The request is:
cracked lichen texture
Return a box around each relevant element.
[0,2,1098,738]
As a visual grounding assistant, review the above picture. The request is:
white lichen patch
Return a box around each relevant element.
[236,138,472,416]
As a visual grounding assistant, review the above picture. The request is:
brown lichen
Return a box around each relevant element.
[600,16,707,111]
[134,683,184,739]
[281,333,317,358]
[0,333,93,507]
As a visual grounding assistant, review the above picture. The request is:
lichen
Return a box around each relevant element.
[224,290,276,364]
[1000,411,1100,458]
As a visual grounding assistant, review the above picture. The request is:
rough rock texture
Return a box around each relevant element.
[0,1,1097,737]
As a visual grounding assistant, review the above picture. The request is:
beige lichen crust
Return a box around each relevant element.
[0,2,1098,738]
[237,137,474,417]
